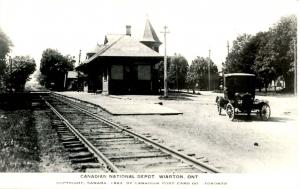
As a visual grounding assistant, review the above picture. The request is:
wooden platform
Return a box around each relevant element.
[55,92,182,115]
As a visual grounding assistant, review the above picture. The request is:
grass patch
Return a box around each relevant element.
[0,110,40,172]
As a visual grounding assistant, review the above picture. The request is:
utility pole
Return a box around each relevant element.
[9,56,12,93]
[208,49,211,91]
[78,49,81,66]
[227,41,230,55]
[176,62,178,92]
[77,49,81,91]
[161,26,169,97]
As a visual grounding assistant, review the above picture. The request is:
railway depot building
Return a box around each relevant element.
[77,19,163,95]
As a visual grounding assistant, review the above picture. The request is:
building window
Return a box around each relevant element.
[138,65,151,80]
[111,65,123,80]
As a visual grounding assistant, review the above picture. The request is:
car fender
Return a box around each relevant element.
[254,99,269,108]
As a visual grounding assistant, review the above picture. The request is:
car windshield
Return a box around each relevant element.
[225,76,255,93]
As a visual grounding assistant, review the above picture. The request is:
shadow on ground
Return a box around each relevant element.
[159,93,199,101]
[218,113,293,123]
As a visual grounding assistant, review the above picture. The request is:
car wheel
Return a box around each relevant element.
[226,103,235,121]
[260,103,271,121]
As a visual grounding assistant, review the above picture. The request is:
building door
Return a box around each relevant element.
[124,65,138,94]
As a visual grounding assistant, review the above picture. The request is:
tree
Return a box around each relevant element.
[7,56,36,92]
[252,32,276,92]
[186,65,198,93]
[187,56,219,92]
[224,15,297,92]
[252,15,297,92]
[168,54,189,90]
[0,27,13,92]
[40,49,75,90]
[224,34,252,73]
[265,15,297,92]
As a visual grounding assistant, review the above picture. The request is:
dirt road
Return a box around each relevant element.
[111,92,298,173]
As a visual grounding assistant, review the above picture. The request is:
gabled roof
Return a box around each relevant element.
[140,19,161,44]
[87,43,103,54]
[82,34,163,64]
[104,34,124,44]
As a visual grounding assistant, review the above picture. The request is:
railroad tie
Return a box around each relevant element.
[68,152,94,159]
[71,157,98,164]
[64,143,85,148]
[67,147,89,153]
[73,163,104,170]
[62,141,82,146]
[60,137,78,142]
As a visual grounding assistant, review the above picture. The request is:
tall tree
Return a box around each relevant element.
[224,34,252,73]
[266,15,297,91]
[7,56,36,92]
[252,31,276,92]
[168,54,189,90]
[224,15,297,92]
[0,27,13,92]
[40,49,75,90]
[187,56,218,92]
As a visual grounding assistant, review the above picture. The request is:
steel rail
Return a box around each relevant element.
[51,94,221,173]
[41,96,120,173]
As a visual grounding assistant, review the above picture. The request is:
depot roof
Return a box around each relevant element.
[140,19,162,44]
[82,34,163,64]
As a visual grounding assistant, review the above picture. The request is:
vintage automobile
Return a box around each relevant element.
[216,73,271,121]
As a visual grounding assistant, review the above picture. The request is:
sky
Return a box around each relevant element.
[0,0,298,70]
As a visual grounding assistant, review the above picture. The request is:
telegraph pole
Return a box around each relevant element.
[77,49,81,91]
[208,49,211,91]
[78,49,81,66]
[227,41,230,55]
[161,26,169,97]
[9,56,12,93]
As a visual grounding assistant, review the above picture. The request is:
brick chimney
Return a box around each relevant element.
[126,25,131,36]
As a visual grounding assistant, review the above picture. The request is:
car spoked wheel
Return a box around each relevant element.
[260,103,271,121]
[226,103,235,121]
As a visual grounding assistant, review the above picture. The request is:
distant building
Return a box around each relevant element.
[65,71,86,91]
[77,19,163,95]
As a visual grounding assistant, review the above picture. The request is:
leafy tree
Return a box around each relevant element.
[0,27,13,92]
[40,49,75,90]
[7,56,36,92]
[224,34,252,73]
[263,15,297,91]
[241,32,269,74]
[252,32,277,92]
[168,54,189,90]
[187,56,219,92]
[186,65,198,93]
[224,15,297,92]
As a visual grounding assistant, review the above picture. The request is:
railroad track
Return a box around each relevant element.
[40,94,220,173]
